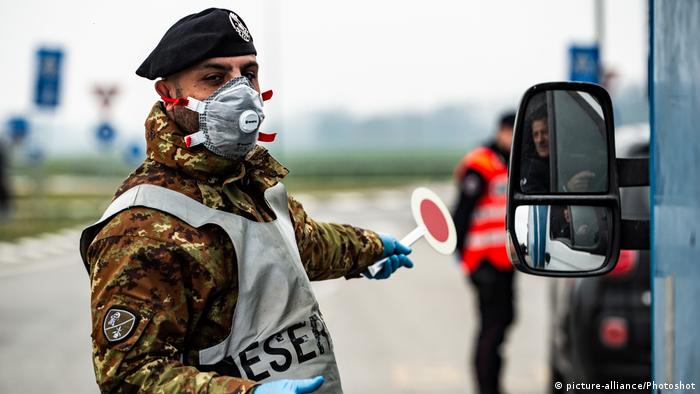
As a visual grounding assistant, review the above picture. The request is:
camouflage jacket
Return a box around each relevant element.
[86,103,384,393]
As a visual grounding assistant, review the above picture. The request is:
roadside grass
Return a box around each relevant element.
[0,149,466,242]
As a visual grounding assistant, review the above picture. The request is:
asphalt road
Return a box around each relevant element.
[0,183,549,393]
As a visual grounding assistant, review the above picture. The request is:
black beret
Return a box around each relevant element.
[136,8,257,80]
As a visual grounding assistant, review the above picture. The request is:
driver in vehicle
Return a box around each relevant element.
[520,106,596,193]
[520,107,551,193]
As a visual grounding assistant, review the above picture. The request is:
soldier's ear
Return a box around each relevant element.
[155,79,176,111]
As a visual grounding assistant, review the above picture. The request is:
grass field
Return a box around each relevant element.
[0,148,467,241]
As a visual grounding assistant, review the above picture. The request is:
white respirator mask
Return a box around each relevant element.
[162,76,276,159]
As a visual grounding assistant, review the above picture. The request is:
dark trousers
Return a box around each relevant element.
[468,261,515,394]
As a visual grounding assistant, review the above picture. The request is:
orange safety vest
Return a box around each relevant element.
[456,147,512,273]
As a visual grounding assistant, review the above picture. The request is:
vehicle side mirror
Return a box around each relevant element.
[506,82,648,277]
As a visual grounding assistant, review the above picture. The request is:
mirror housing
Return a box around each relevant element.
[507,82,624,277]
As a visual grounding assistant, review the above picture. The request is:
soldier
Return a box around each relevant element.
[80,8,413,394]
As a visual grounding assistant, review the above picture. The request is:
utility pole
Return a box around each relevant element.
[594,0,605,83]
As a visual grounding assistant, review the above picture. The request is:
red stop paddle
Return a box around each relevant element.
[367,187,457,276]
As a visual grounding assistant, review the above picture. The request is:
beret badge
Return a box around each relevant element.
[229,12,251,42]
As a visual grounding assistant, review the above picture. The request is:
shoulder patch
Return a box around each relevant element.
[103,308,138,343]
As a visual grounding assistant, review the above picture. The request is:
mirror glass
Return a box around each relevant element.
[518,90,608,194]
[513,204,611,271]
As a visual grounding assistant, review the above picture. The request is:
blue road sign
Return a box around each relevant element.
[95,122,117,144]
[569,45,600,84]
[34,48,64,109]
[6,116,30,142]
[123,141,145,165]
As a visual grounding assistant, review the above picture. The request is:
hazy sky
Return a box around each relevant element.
[0,0,646,152]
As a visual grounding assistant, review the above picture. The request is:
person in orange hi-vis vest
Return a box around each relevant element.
[451,112,516,394]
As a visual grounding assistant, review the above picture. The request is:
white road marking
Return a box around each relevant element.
[0,258,78,279]
[0,226,84,277]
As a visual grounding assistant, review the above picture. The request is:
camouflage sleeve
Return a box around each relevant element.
[87,209,257,394]
[288,195,384,280]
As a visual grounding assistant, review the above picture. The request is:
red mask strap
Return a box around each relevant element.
[262,90,273,101]
[258,132,277,142]
[161,96,189,106]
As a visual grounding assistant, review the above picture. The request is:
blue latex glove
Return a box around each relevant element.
[254,376,324,394]
[365,234,413,280]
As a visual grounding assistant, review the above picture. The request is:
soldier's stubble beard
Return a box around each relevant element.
[172,106,199,134]
[171,86,199,134]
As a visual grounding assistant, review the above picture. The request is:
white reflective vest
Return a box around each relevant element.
[81,183,343,392]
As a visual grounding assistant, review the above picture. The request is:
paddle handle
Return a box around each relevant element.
[366,226,425,276]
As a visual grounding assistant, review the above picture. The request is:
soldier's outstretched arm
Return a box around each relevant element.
[87,210,258,394]
[287,196,384,280]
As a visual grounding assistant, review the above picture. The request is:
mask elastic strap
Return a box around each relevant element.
[184,131,206,148]
[258,132,277,142]
[161,96,188,106]
[262,90,273,101]
[161,96,206,113]
[258,90,275,141]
